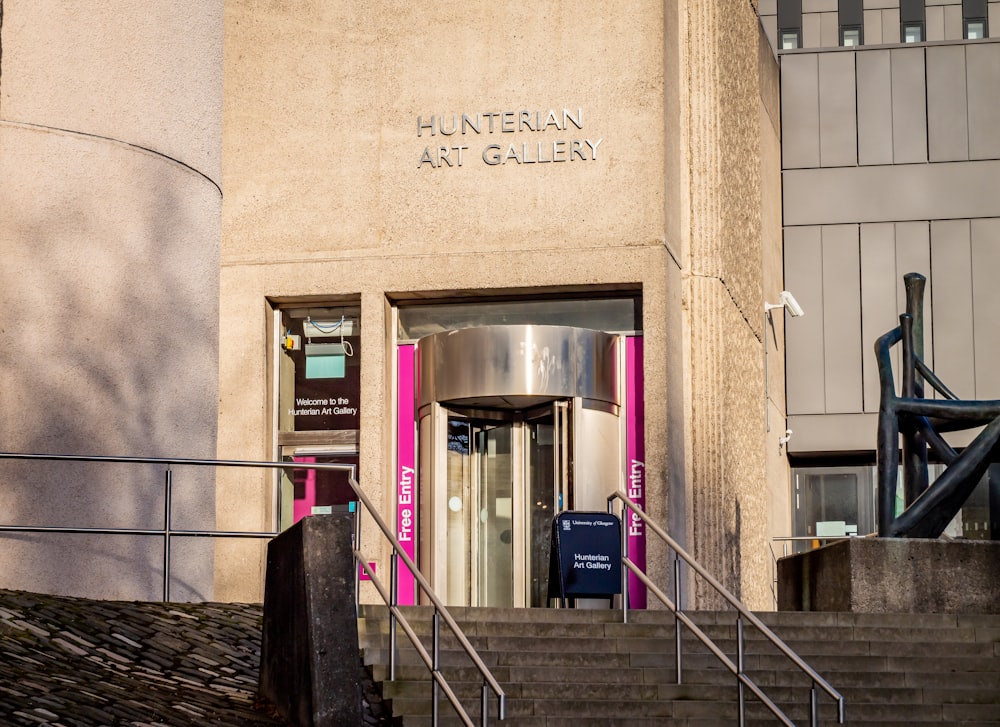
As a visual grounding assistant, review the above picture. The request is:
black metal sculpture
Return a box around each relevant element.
[876,272,1000,538]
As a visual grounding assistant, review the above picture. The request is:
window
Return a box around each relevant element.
[791,466,876,553]
[780,30,802,49]
[840,26,863,46]
[965,19,987,39]
[778,0,803,49]
[839,0,864,46]
[900,0,925,43]
[789,463,1000,551]
[964,0,989,39]
[276,304,361,436]
[903,23,924,42]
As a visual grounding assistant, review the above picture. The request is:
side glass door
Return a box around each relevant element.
[279,448,359,531]
[475,423,514,607]
[791,466,875,553]
[524,401,572,607]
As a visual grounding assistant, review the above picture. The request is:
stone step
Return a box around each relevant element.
[359,604,1000,630]
[383,675,1000,709]
[383,679,732,702]
[365,641,1000,676]
[388,693,1000,727]
[387,695,846,727]
[361,627,999,662]
[359,609,1000,645]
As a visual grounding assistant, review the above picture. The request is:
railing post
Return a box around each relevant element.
[163,465,173,602]
[354,503,362,615]
[673,553,682,685]
[432,610,441,727]
[481,681,489,727]
[390,551,399,682]
[619,499,629,623]
[737,616,746,727]
[810,683,819,726]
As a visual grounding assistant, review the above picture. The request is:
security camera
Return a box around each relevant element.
[778,291,804,317]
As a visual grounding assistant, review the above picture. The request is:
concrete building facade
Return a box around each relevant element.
[24,0,997,609]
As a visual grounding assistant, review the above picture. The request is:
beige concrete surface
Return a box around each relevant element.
[219,0,783,606]
[0,124,221,601]
[1,0,223,184]
[679,1,781,610]
[0,3,222,600]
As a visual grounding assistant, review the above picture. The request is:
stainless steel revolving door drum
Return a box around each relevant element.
[418,324,619,411]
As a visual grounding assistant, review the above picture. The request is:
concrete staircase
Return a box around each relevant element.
[358,604,1000,726]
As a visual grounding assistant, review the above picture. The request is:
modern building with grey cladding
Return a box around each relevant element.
[765,0,1000,546]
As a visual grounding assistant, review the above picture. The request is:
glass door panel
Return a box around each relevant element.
[476,424,514,607]
[792,466,876,553]
[526,416,554,608]
[445,419,472,606]
[279,450,359,531]
[525,401,571,607]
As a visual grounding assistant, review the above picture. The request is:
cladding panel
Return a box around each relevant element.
[968,43,1000,160]
[783,160,1000,225]
[803,12,824,47]
[894,221,933,368]
[857,50,894,166]
[860,223,899,412]
[926,45,970,162]
[781,54,821,168]
[822,225,864,413]
[819,52,858,167]
[883,9,902,43]
[785,226,827,415]
[890,48,928,164]
[930,220,976,400]
[971,219,1000,398]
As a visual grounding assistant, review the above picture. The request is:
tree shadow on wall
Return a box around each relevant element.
[0,130,222,601]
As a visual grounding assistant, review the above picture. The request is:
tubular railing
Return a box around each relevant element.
[609,491,845,727]
[0,451,505,727]
[349,474,506,727]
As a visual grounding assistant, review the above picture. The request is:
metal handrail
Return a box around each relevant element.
[0,451,505,726]
[609,491,845,727]
[347,470,507,727]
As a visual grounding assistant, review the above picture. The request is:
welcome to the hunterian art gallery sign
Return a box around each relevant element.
[416,107,603,168]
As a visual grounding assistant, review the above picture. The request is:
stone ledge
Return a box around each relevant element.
[777,538,1000,613]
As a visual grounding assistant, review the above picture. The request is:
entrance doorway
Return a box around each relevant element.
[417,325,621,608]
[431,402,571,608]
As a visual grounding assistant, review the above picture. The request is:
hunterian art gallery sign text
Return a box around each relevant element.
[416,107,603,168]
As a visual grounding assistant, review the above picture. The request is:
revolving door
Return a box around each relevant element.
[417,325,621,608]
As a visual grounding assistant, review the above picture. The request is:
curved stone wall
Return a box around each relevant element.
[0,2,222,600]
